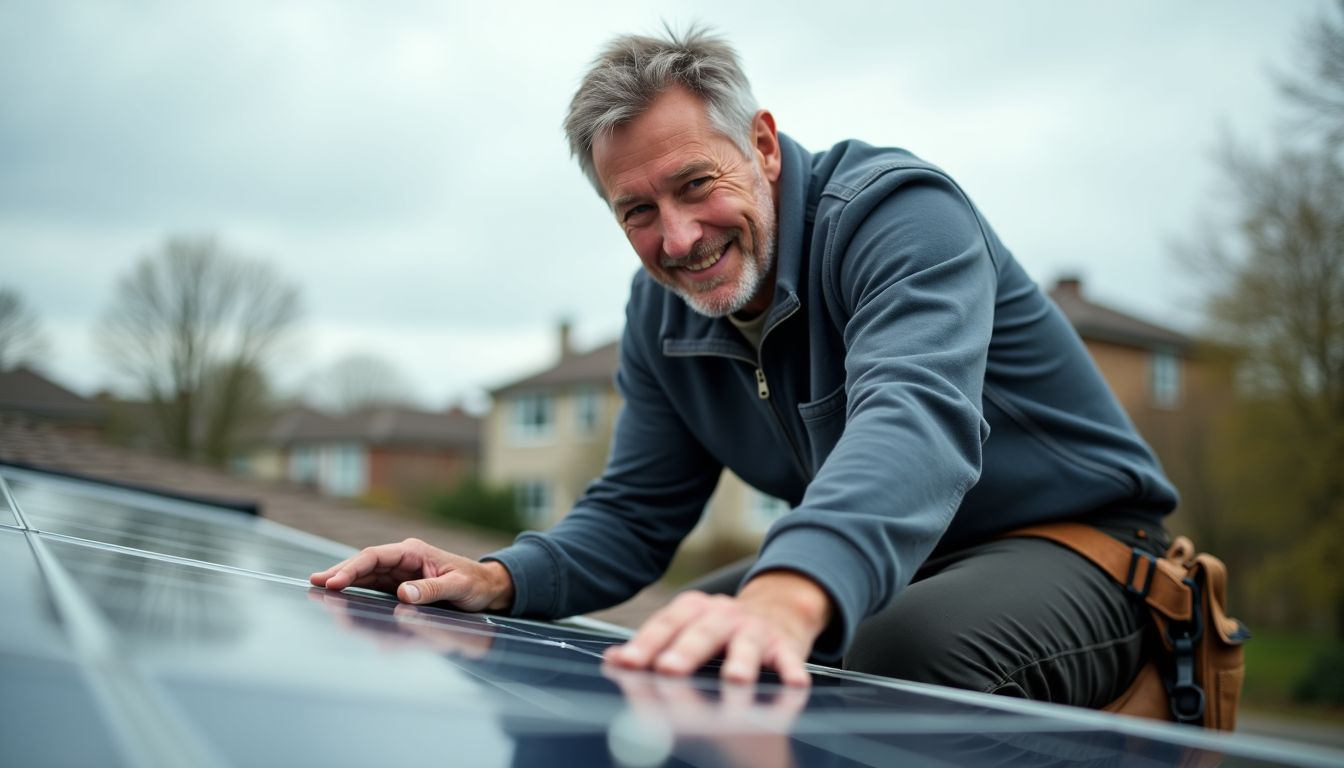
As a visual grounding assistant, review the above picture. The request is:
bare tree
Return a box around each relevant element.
[305,352,415,413]
[1181,6,1344,638]
[0,287,49,370]
[1279,0,1344,150]
[98,235,301,463]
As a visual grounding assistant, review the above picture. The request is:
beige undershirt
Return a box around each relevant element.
[728,310,768,353]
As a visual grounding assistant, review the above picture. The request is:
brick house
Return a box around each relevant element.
[241,405,480,505]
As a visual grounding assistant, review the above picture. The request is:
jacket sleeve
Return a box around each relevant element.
[745,177,996,661]
[482,291,722,619]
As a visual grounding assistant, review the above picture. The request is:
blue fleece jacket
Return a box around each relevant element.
[486,135,1177,661]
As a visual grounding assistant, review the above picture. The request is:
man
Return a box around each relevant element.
[312,27,1177,705]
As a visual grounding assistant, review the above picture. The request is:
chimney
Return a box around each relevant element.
[558,319,573,360]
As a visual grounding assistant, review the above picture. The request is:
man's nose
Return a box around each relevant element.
[659,208,702,260]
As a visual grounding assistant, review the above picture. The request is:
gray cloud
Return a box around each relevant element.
[0,0,1324,403]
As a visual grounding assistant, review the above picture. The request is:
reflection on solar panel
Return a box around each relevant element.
[2,462,1338,768]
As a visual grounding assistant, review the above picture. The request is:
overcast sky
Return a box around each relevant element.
[0,1,1325,409]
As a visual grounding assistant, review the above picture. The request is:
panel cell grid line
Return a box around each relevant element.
[2,467,347,580]
[0,469,24,528]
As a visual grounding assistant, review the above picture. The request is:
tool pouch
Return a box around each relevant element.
[1005,524,1250,730]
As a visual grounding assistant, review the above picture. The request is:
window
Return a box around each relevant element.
[510,393,554,441]
[514,480,552,528]
[574,387,601,435]
[747,490,791,533]
[1150,350,1181,409]
[289,445,318,485]
[323,444,366,498]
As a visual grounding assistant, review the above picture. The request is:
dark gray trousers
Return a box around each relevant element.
[685,515,1167,708]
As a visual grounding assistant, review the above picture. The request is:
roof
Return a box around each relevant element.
[0,408,665,629]
[0,412,505,559]
[5,462,1329,767]
[491,341,620,395]
[1049,279,1193,352]
[261,405,480,449]
[0,366,104,424]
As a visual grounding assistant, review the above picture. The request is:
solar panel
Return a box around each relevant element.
[4,466,349,579]
[2,463,1338,768]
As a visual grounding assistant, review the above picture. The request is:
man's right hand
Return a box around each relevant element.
[309,538,515,613]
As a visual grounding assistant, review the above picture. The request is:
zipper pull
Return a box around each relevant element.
[755,368,770,399]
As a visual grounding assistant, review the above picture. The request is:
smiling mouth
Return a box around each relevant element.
[670,240,732,274]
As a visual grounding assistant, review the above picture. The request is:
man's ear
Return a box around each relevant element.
[753,109,781,183]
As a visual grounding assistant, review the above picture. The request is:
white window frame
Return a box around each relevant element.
[514,480,552,528]
[573,386,601,436]
[1150,349,1182,409]
[288,445,319,485]
[510,392,554,442]
[323,443,367,498]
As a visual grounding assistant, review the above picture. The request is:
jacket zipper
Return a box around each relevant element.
[754,302,811,480]
[662,302,812,481]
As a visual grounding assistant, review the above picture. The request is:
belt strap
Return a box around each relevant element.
[1004,523,1193,622]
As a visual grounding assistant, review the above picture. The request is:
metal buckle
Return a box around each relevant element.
[1125,548,1158,597]
[1166,577,1207,724]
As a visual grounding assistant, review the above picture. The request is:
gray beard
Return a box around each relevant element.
[669,182,778,318]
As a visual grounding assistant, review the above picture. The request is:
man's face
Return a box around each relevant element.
[592,87,781,318]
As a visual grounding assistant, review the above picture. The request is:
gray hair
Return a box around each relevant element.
[564,24,759,200]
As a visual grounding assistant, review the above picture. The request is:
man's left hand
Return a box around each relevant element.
[602,570,832,687]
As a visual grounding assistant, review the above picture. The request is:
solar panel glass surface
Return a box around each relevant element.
[2,465,1339,768]
[4,467,347,579]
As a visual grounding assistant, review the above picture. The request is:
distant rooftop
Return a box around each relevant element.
[257,405,480,449]
[0,366,103,424]
[1049,278,1193,352]
[491,335,620,395]
[0,411,506,558]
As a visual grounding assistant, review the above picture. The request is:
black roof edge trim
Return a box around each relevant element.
[0,459,262,516]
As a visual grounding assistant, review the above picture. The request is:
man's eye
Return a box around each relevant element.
[623,204,653,222]
[687,176,711,190]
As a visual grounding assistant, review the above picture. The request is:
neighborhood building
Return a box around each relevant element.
[1047,277,1194,415]
[0,366,105,436]
[239,404,480,505]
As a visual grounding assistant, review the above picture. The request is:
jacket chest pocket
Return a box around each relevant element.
[797,384,847,472]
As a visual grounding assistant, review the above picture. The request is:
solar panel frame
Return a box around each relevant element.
[0,469,25,529]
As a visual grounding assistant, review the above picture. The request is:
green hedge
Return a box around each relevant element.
[425,476,522,536]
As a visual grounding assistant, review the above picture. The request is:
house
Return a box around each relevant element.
[1047,277,1231,536]
[485,285,1211,556]
[1048,277,1195,416]
[0,365,104,437]
[239,404,480,505]
[483,324,623,528]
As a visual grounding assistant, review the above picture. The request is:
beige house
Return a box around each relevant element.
[486,286,1205,553]
[483,328,622,529]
